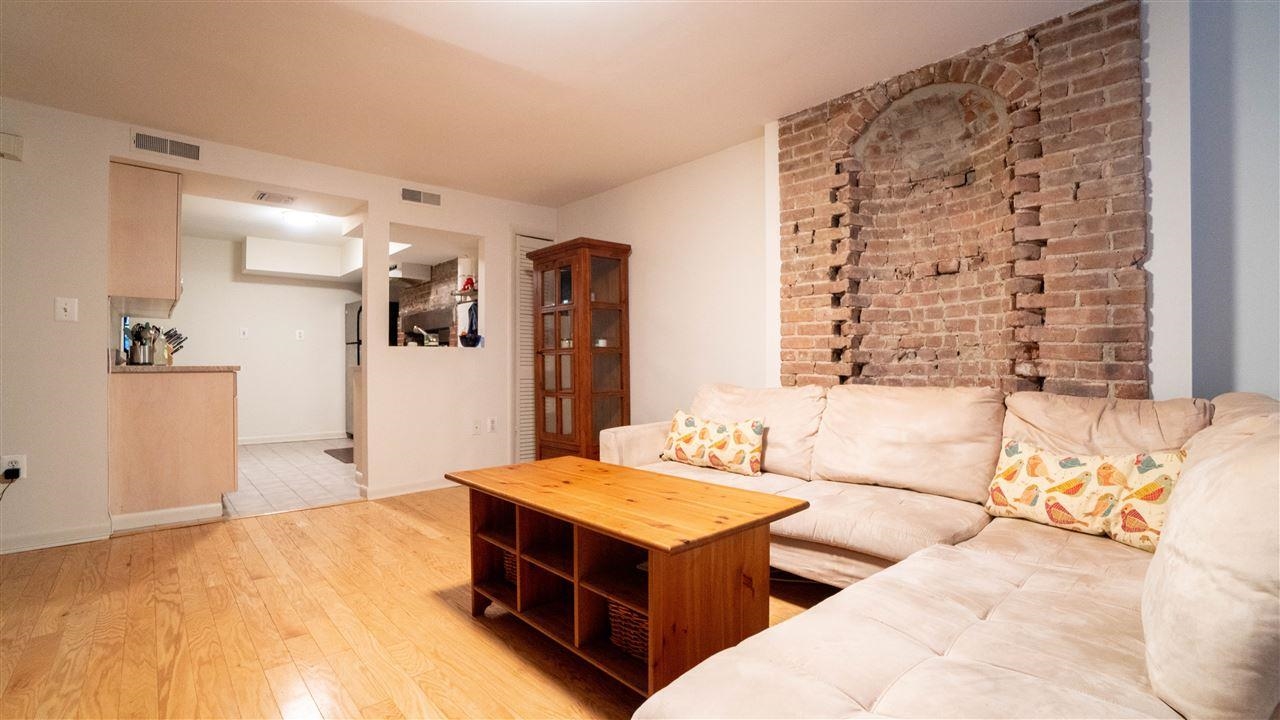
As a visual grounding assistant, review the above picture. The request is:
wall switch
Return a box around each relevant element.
[486,417,497,433]
[54,297,78,322]
[239,328,249,339]
[295,329,305,341]
[1,455,26,483]
[471,419,482,436]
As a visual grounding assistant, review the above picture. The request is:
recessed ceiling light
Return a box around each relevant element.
[281,210,319,227]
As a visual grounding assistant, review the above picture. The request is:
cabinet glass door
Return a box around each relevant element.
[589,256,621,304]
[558,265,573,305]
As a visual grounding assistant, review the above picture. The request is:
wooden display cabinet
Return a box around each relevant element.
[527,237,631,460]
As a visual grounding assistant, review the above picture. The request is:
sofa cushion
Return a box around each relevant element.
[1209,392,1280,425]
[768,536,893,588]
[636,544,1177,719]
[636,460,807,496]
[961,517,1152,578]
[811,385,1005,502]
[1142,410,1280,719]
[770,480,990,563]
[1003,391,1212,456]
[690,383,825,480]
[660,410,764,476]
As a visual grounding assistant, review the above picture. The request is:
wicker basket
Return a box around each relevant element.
[501,551,517,585]
[607,601,648,659]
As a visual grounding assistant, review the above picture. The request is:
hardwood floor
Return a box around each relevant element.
[0,486,835,719]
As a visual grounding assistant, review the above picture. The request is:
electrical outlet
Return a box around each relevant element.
[1,455,26,483]
[486,417,497,433]
[295,329,305,341]
[471,419,481,436]
[55,297,78,322]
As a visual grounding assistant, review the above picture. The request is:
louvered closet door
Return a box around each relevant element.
[515,235,552,462]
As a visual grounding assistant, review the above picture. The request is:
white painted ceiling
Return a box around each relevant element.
[390,224,479,267]
[180,195,352,246]
[0,1,1090,206]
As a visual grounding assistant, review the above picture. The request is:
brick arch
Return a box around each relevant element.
[826,57,1033,157]
[838,82,1039,390]
[778,33,1050,392]
[779,1,1151,398]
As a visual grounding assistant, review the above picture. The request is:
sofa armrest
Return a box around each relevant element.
[599,421,668,467]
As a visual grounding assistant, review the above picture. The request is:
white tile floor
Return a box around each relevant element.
[224,439,362,518]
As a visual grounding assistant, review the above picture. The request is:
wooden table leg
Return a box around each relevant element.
[648,524,771,692]
[471,589,491,617]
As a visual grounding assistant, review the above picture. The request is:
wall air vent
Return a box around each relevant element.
[252,191,296,206]
[132,131,201,160]
[401,188,442,206]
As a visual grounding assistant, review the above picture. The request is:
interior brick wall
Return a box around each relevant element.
[397,258,459,346]
[778,0,1148,398]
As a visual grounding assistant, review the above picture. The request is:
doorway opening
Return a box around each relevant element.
[128,169,369,518]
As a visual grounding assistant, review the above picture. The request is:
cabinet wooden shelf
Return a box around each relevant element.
[476,527,516,553]
[469,495,657,695]
[527,238,631,460]
[581,567,648,615]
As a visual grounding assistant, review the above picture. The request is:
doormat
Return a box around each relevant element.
[324,447,355,464]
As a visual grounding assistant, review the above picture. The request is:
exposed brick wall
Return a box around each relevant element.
[778,0,1148,398]
[397,258,459,346]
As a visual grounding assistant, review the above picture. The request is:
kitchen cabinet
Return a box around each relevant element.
[528,237,631,460]
[108,368,237,521]
[108,161,182,317]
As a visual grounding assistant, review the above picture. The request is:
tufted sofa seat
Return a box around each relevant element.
[635,534,1171,718]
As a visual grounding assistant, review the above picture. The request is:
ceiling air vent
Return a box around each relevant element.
[252,191,296,206]
[401,188,442,206]
[132,131,201,160]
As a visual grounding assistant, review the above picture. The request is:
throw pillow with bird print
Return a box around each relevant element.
[1104,449,1186,551]
[985,438,1186,551]
[660,410,764,477]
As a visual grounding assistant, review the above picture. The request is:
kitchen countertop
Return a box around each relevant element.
[110,364,240,374]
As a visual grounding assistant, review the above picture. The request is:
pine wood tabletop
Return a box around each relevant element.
[446,456,808,554]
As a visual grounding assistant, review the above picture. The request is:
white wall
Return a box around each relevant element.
[764,122,782,387]
[138,236,359,444]
[557,137,770,423]
[1142,0,1193,399]
[0,101,113,552]
[1189,0,1280,398]
[0,97,555,552]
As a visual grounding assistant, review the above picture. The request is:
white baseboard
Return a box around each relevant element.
[110,503,224,533]
[0,521,113,555]
[238,431,349,446]
[365,476,455,500]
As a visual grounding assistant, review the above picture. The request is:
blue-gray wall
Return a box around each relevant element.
[1190,0,1280,398]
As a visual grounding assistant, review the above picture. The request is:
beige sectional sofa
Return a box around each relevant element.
[600,385,1279,718]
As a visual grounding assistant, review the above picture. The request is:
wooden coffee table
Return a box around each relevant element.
[445,456,808,696]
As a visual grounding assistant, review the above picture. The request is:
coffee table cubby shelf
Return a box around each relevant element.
[454,458,806,697]
[468,488,772,696]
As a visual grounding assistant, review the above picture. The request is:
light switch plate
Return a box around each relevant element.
[239,328,249,339]
[54,297,78,322]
